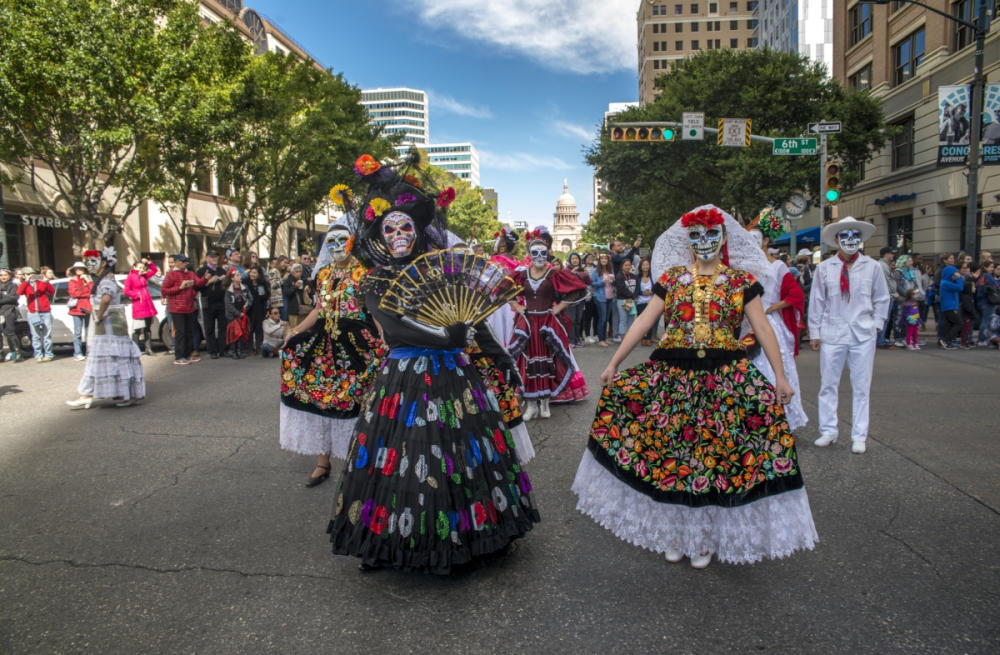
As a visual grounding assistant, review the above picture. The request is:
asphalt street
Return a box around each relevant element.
[1,340,998,654]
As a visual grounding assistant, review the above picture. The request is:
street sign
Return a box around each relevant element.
[718,118,751,147]
[215,221,245,249]
[808,121,842,134]
[682,112,704,140]
[773,138,818,155]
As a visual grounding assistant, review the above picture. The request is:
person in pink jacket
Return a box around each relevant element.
[123,257,159,356]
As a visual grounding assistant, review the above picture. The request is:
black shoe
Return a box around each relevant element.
[304,464,331,488]
[359,562,383,573]
[210,352,220,359]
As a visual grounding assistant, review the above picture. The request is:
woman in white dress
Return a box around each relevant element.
[66,247,145,409]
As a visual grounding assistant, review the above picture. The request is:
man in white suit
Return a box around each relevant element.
[808,217,891,454]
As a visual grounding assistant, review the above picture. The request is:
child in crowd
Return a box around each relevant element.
[958,263,980,349]
[902,288,921,350]
[261,306,286,357]
[224,268,251,359]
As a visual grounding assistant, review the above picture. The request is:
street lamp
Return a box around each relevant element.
[867,0,990,252]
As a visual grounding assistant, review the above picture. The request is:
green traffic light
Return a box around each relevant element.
[825,189,840,203]
[662,129,674,141]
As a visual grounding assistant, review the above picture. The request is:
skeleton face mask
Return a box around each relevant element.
[325,228,352,263]
[529,244,549,267]
[382,211,416,258]
[84,256,102,274]
[687,225,725,261]
[837,230,863,256]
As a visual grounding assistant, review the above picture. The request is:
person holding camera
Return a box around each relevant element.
[16,267,55,361]
[281,263,313,329]
[123,257,159,357]
[66,262,93,361]
[196,250,228,359]
[161,253,207,365]
[0,268,20,362]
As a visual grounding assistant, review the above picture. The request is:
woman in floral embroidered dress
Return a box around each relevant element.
[571,205,817,569]
[279,215,385,488]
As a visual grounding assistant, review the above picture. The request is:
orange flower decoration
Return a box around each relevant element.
[403,174,422,189]
[354,154,380,177]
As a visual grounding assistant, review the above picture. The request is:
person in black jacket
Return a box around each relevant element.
[245,266,270,354]
[0,268,21,361]
[281,264,314,329]
[196,251,228,358]
[613,259,640,342]
[958,263,981,348]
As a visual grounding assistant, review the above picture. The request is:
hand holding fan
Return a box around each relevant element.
[380,249,521,327]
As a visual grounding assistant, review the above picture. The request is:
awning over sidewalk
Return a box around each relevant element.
[772,226,820,246]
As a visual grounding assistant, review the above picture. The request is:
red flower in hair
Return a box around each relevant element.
[680,207,725,228]
[437,187,456,208]
[353,154,380,177]
[403,174,422,189]
[83,250,100,258]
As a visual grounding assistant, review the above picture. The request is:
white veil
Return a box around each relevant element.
[312,212,355,279]
[650,204,769,283]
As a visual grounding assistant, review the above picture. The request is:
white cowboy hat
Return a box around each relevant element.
[821,216,876,249]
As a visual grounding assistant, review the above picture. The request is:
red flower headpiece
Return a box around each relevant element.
[353,154,380,177]
[437,187,456,208]
[680,207,725,228]
[83,250,100,258]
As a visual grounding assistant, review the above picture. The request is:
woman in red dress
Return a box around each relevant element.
[509,230,588,420]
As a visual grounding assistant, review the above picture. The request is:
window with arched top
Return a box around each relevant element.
[239,9,268,54]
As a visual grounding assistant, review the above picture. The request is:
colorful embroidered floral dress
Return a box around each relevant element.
[280,263,385,458]
[571,265,817,564]
[327,265,540,574]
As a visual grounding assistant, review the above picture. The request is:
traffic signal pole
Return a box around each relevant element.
[820,134,828,256]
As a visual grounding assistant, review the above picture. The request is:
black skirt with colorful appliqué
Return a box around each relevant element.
[327,347,540,574]
[571,348,817,564]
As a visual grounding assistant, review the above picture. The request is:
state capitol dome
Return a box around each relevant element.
[552,180,582,253]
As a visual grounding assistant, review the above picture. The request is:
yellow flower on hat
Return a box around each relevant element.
[369,197,391,217]
[329,184,351,207]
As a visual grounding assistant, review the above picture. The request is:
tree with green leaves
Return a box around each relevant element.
[221,52,393,255]
[586,48,887,239]
[0,0,215,244]
[418,159,501,246]
[149,16,250,254]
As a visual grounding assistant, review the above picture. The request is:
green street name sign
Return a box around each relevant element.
[772,138,818,155]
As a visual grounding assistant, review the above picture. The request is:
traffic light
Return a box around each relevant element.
[824,162,841,203]
[609,124,675,142]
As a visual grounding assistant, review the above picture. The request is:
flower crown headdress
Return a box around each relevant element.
[746,207,785,241]
[680,207,725,228]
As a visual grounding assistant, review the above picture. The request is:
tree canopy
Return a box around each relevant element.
[585,48,887,240]
[417,158,500,247]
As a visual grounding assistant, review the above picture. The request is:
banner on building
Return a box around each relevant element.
[938,84,1000,166]
[938,85,971,166]
[983,83,1000,165]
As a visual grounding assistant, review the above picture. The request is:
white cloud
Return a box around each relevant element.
[428,90,494,119]
[552,120,596,142]
[411,0,637,74]
[480,149,573,170]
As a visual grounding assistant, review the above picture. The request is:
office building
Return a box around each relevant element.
[426,143,480,187]
[359,88,429,156]
[754,0,834,73]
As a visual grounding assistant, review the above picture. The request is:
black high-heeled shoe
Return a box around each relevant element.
[304,464,331,488]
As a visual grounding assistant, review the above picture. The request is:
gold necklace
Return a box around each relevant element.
[689,262,724,358]
[322,260,354,338]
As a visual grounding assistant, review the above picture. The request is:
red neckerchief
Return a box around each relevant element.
[837,252,859,299]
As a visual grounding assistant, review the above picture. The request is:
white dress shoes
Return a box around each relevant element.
[814,434,838,447]
[664,548,684,563]
[65,397,93,410]
[851,441,867,454]
[690,552,713,569]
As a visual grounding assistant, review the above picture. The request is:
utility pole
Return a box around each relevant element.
[819,134,828,256]
[964,0,988,253]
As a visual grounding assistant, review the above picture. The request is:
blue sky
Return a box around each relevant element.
[246,0,639,231]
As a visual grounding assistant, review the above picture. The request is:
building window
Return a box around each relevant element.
[747,0,757,9]
[888,215,914,253]
[676,22,684,32]
[730,19,738,29]
[691,21,700,31]
[714,38,721,48]
[893,27,925,85]
[849,3,872,46]
[747,19,757,29]
[692,39,700,49]
[891,115,915,169]
[713,21,721,29]
[691,3,698,13]
[663,40,668,50]
[952,0,974,50]
[654,60,660,69]
[675,4,683,14]
[707,21,713,31]
[710,2,718,12]
[654,41,660,51]
[848,63,872,90]
[653,23,659,33]
[730,1,738,10]
[747,37,757,47]
[653,4,660,15]
[676,40,684,49]
[730,37,738,47]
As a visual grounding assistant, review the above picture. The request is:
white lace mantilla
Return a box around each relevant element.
[279,403,357,458]
[571,450,818,565]
[509,422,535,464]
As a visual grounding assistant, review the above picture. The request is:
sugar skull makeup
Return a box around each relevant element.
[837,230,863,255]
[382,211,416,258]
[325,228,352,263]
[84,255,102,274]
[687,225,724,261]
[529,243,549,267]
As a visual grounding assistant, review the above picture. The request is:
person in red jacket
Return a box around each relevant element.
[66,261,93,361]
[123,257,159,356]
[161,254,206,365]
[17,267,55,361]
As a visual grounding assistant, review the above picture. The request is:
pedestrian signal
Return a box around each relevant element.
[609,125,675,142]
[825,162,841,203]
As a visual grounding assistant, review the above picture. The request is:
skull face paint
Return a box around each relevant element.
[836,230,863,255]
[325,228,352,263]
[529,243,549,268]
[382,211,416,258]
[84,256,102,274]
[687,225,725,261]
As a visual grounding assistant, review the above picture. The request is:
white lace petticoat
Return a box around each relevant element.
[278,403,357,458]
[571,449,818,564]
